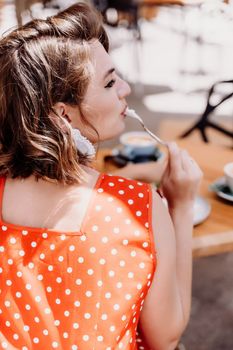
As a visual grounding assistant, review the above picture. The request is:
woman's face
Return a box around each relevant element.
[71,40,131,142]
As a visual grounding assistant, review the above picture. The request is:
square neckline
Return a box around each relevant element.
[0,174,104,235]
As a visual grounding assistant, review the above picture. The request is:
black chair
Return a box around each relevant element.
[180,79,233,144]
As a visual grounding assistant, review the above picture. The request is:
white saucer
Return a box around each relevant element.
[209,177,233,203]
[162,195,211,226]
[193,196,211,226]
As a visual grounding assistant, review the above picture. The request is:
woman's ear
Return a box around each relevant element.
[51,102,71,123]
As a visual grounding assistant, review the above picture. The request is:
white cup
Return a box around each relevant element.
[224,162,233,193]
[119,131,158,159]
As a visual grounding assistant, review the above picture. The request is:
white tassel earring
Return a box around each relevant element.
[72,128,96,158]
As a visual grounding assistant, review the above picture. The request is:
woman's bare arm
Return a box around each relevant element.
[139,143,202,350]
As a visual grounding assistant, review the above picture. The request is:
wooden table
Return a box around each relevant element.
[95,139,233,258]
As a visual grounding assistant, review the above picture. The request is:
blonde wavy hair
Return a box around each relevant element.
[0,2,109,184]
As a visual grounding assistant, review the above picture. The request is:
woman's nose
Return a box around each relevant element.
[118,78,131,99]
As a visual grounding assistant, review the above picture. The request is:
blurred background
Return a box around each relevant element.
[0,1,232,349]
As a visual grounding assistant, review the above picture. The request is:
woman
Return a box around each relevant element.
[0,3,202,350]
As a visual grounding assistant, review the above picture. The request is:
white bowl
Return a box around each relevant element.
[224,162,233,193]
[119,131,158,159]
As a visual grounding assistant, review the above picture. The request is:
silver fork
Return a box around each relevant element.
[126,108,168,147]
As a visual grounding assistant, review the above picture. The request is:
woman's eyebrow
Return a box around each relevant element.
[103,68,115,80]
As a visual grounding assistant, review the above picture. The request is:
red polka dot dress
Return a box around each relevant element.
[0,174,156,349]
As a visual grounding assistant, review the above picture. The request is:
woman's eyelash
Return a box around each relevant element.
[105,79,116,88]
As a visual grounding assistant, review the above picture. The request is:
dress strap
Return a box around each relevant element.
[0,177,6,221]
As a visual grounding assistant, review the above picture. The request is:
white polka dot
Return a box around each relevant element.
[2,226,7,231]
[48,265,53,271]
[121,315,127,321]
[125,219,131,225]
[75,279,82,285]
[64,310,70,317]
[95,205,102,211]
[10,237,16,244]
[138,192,144,198]
[142,242,149,248]
[107,197,114,202]
[19,250,25,257]
[83,335,89,341]
[131,251,137,257]
[96,302,100,309]
[116,207,122,213]
[87,269,94,275]
[74,301,81,307]
[40,253,45,260]
[65,289,71,295]
[42,232,48,239]
[92,225,99,232]
[116,282,122,289]
[60,234,66,240]
[84,313,91,319]
[111,248,118,255]
[56,277,62,283]
[99,258,106,265]
[43,329,49,335]
[128,272,134,279]
[104,215,111,222]
[44,308,51,314]
[22,230,28,235]
[28,262,34,269]
[71,346,78,350]
[108,270,115,277]
[6,280,12,286]
[73,322,79,329]
[5,321,10,327]
[34,317,40,323]
[85,291,92,297]
[128,199,134,205]
[7,259,13,265]
[118,190,124,195]
[26,284,31,290]
[23,325,30,332]
[55,298,61,304]
[12,332,20,341]
[25,304,31,311]
[105,292,111,299]
[122,239,128,246]
[137,283,142,290]
[67,267,73,273]
[129,184,134,189]
[52,341,58,349]
[97,280,103,287]
[113,227,120,234]
[136,211,142,217]
[108,182,115,187]
[50,244,55,250]
[139,262,145,269]
[78,257,84,263]
[102,236,108,243]
[125,294,132,300]
[4,301,10,307]
[101,313,108,320]
[119,260,125,267]
[33,338,39,344]
[97,335,103,342]
[31,241,37,248]
[1,342,8,349]
[63,332,68,339]
[134,230,140,237]
[69,245,75,251]
[113,304,120,310]
[90,247,96,253]
[80,235,86,241]
[110,325,115,332]
[35,296,41,303]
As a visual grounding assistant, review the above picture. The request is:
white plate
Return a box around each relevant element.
[193,196,211,226]
[162,195,211,226]
[209,177,233,203]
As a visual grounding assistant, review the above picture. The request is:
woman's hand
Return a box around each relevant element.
[160,142,203,210]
